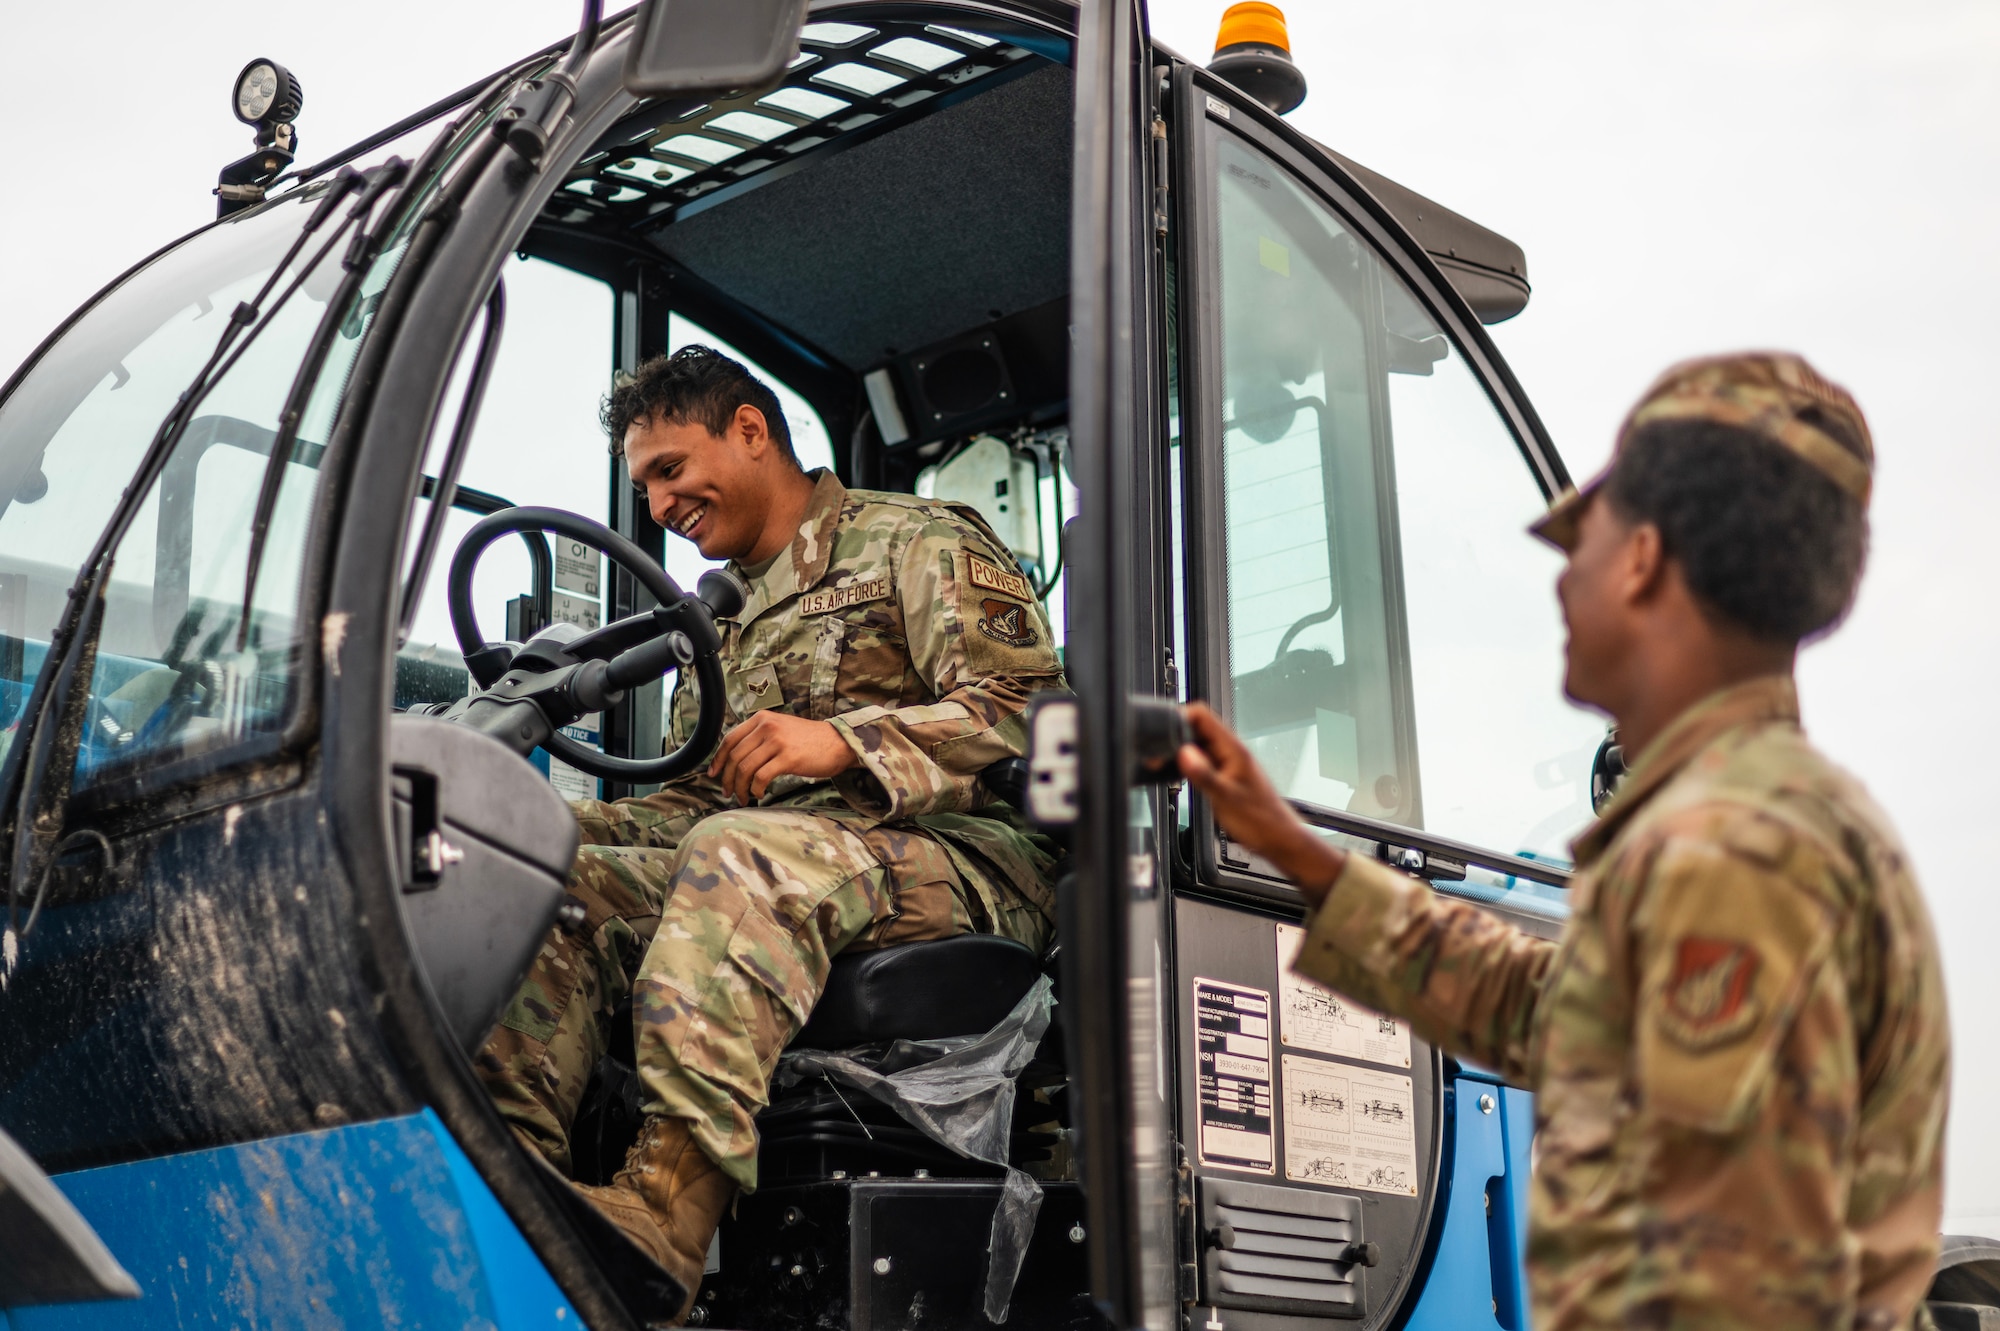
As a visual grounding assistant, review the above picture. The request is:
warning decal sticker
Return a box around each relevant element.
[1277,923,1412,1068]
[1193,977,1275,1174]
[1281,1054,1418,1195]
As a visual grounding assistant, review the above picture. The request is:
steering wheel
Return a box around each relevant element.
[446,507,733,785]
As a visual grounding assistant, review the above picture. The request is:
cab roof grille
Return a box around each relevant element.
[551,19,1042,228]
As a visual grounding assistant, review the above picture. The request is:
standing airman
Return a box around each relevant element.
[1180,352,1950,1330]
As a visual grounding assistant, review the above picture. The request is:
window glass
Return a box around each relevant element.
[394,286,840,778]
[0,199,321,743]
[1386,306,1604,864]
[400,256,617,662]
[0,183,394,783]
[1214,131,1408,824]
[1209,128,1602,875]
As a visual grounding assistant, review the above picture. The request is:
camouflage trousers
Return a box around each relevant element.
[476,798,1055,1193]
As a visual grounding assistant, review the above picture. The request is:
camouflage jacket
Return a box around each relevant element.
[594,470,1067,916]
[1291,676,1949,1331]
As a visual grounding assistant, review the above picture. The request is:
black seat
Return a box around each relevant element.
[792,934,1044,1050]
[760,934,1063,1184]
[569,934,1060,1186]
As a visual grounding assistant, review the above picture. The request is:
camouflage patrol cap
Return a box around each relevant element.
[1530,351,1874,551]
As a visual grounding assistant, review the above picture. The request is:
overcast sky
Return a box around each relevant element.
[4,0,1998,1229]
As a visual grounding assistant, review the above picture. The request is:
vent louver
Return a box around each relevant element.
[1199,1178,1369,1319]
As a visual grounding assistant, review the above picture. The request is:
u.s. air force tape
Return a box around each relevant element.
[800,575,890,616]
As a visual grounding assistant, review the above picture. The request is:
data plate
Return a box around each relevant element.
[1193,977,1275,1174]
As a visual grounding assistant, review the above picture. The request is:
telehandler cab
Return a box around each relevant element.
[1,2,1993,1329]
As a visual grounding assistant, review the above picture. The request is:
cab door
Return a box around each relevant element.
[1061,1,1181,1328]
[1160,53,1606,1331]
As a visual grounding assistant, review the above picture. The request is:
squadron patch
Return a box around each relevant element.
[1659,938,1762,1048]
[977,597,1039,649]
[965,553,1032,603]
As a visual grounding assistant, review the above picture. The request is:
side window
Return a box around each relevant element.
[1208,128,1602,866]
[1384,293,1605,862]
[401,256,617,660]
[1214,131,1410,824]
[394,283,841,784]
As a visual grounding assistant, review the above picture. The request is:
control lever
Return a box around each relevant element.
[695,567,749,619]
[564,568,748,712]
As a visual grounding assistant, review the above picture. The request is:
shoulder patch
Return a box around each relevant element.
[1632,838,1838,1133]
[1659,938,1762,1049]
[951,549,1060,679]
[976,597,1039,649]
[800,575,891,616]
[965,553,1032,603]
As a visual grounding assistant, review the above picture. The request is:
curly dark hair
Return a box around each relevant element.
[1603,416,1869,644]
[600,345,796,466]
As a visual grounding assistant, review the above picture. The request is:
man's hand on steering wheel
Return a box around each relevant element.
[444,507,743,784]
[711,712,858,804]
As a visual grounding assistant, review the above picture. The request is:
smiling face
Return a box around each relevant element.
[623,404,785,562]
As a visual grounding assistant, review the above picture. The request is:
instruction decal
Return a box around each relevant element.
[1193,977,1275,1174]
[1281,1055,1418,1195]
[551,539,603,632]
[550,592,602,632]
[555,538,602,597]
[1277,923,1411,1067]
[538,713,602,802]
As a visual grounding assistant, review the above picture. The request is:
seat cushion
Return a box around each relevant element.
[793,935,1043,1051]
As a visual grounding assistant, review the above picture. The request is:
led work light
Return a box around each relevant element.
[216,58,305,217]
[233,59,304,128]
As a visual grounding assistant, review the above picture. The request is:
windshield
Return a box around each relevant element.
[0,182,397,783]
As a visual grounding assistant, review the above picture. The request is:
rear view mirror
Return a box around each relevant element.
[624,0,811,96]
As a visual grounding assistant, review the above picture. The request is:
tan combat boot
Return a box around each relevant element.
[574,1116,737,1323]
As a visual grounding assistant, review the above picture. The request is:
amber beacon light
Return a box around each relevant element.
[1209,2,1308,114]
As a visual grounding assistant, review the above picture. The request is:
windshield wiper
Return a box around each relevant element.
[0,166,381,977]
[236,159,411,649]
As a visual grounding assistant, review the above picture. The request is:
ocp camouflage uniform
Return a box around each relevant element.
[478,470,1065,1192]
[1292,676,1948,1330]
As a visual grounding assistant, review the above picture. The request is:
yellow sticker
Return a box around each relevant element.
[964,554,1031,603]
[1259,236,1290,277]
[800,575,890,616]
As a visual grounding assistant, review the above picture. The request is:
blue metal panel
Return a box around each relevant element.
[423,1112,581,1331]
[1402,1073,1534,1330]
[13,1112,576,1330]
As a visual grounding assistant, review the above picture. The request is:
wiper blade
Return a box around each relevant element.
[2,566,109,981]
[238,159,411,649]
